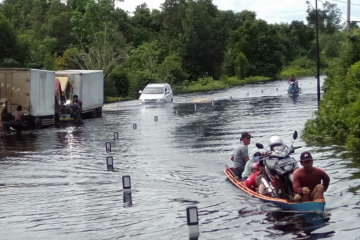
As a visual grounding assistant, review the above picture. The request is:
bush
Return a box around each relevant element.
[173,77,227,94]
[109,71,130,98]
[223,75,271,86]
[127,70,159,98]
[104,78,117,98]
[279,57,316,79]
[0,58,21,67]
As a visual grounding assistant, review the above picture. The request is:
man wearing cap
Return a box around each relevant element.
[233,132,252,179]
[292,151,330,202]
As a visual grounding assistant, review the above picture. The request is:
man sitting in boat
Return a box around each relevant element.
[233,132,252,179]
[292,151,330,202]
[243,162,260,190]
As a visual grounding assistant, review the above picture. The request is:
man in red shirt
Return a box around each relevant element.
[292,151,330,202]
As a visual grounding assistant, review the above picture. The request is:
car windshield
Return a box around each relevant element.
[143,87,164,94]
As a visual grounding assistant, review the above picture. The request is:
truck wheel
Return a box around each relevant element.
[92,109,98,118]
[97,107,102,117]
[35,118,42,130]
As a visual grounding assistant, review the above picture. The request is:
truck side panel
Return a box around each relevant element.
[75,72,104,112]
[29,70,55,116]
[0,69,30,114]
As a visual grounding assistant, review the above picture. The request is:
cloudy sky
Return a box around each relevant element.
[117,0,360,24]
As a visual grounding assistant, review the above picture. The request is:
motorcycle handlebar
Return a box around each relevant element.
[258,145,301,160]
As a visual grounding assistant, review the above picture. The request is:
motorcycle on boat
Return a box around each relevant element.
[255,131,301,202]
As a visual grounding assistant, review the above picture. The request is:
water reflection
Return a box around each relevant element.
[289,94,299,103]
[123,192,132,207]
[266,211,332,235]
[0,132,37,157]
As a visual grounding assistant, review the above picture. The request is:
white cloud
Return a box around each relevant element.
[117,0,360,25]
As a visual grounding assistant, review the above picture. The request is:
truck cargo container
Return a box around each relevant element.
[55,70,103,121]
[0,68,55,129]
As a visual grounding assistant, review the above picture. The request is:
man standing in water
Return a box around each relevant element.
[233,132,252,179]
[293,151,330,202]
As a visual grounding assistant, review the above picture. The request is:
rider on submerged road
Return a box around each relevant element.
[288,74,299,93]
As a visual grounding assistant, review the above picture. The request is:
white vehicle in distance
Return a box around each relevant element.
[138,83,173,104]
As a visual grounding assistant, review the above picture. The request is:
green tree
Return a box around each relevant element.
[0,12,29,66]
[221,49,249,79]
[306,1,344,34]
[229,19,285,77]
[161,0,187,41]
[67,26,128,80]
[129,4,162,47]
[180,0,227,80]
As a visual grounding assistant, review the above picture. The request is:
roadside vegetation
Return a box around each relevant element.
[302,29,360,150]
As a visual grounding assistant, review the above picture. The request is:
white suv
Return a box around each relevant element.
[139,83,173,104]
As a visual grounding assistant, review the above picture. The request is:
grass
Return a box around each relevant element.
[224,76,272,87]
[104,71,309,102]
[104,96,132,103]
[172,75,273,94]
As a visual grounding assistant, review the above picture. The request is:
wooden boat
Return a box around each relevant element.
[224,166,325,213]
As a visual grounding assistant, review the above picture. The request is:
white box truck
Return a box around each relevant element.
[0,68,55,129]
[55,70,103,120]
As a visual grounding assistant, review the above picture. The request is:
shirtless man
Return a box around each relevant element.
[292,151,330,202]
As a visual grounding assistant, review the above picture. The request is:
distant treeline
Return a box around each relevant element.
[0,0,356,99]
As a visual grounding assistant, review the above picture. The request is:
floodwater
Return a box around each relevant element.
[1,77,360,240]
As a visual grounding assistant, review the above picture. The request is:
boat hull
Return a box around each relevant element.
[224,167,325,213]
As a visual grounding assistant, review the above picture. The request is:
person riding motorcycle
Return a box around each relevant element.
[288,75,299,93]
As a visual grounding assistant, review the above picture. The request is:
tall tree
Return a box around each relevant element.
[180,0,226,80]
[229,19,286,77]
[306,0,344,34]
[161,0,187,41]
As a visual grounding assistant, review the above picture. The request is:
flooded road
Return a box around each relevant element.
[1,77,360,239]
